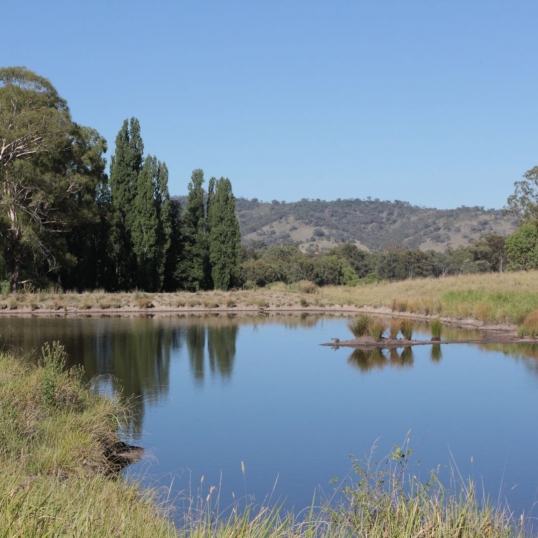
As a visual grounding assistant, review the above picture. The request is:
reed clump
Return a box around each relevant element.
[368,318,386,340]
[430,318,443,340]
[389,317,402,339]
[401,319,414,340]
[347,314,372,337]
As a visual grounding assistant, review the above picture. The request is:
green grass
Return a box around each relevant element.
[430,318,443,339]
[0,344,176,537]
[441,289,538,325]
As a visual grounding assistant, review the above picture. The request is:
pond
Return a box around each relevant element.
[1,313,538,521]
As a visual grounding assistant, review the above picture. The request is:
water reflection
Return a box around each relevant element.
[208,325,238,380]
[347,346,415,372]
[430,344,443,362]
[0,316,242,439]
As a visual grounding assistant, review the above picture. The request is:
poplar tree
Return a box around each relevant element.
[179,169,211,290]
[208,178,241,290]
[163,199,183,291]
[109,118,144,289]
[154,160,172,289]
[132,156,159,290]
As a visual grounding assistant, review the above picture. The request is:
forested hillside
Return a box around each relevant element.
[174,196,516,252]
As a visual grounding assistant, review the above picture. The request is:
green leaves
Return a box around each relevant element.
[208,178,241,290]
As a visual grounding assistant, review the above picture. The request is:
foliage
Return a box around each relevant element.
[208,177,241,290]
[179,169,211,290]
[0,67,108,291]
[505,165,538,224]
[505,223,538,271]
[108,117,144,289]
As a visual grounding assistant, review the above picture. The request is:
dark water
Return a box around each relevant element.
[1,314,538,520]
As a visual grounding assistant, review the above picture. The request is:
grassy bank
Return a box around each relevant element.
[3,271,538,328]
[317,271,538,325]
[0,343,176,537]
[0,345,529,536]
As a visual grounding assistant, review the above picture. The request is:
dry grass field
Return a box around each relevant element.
[2,271,538,329]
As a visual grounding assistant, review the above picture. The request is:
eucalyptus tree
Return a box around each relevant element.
[208,178,241,290]
[506,166,538,224]
[0,67,107,290]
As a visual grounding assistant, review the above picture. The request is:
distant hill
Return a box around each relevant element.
[172,196,517,252]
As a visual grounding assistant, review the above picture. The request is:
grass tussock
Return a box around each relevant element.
[430,318,443,339]
[368,318,386,340]
[389,318,402,339]
[347,314,372,337]
[401,319,414,340]
[517,310,538,337]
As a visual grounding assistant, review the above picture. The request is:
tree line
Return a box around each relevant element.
[240,233,508,288]
[0,67,241,292]
[1,66,535,294]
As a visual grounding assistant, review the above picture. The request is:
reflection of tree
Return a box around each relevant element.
[187,325,206,384]
[348,347,415,372]
[0,317,179,440]
[479,342,538,378]
[208,325,238,380]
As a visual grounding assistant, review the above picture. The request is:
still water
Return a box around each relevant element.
[1,313,538,519]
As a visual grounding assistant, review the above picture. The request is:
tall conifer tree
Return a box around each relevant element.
[132,156,159,290]
[179,169,211,290]
[108,118,144,289]
[208,178,241,290]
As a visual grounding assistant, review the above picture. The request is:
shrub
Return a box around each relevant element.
[347,314,372,337]
[401,319,414,340]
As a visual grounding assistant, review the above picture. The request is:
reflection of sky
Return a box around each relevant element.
[124,318,538,522]
[1,315,538,522]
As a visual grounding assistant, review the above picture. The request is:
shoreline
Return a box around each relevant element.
[0,300,527,341]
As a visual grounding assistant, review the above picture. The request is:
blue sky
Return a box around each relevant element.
[3,1,537,209]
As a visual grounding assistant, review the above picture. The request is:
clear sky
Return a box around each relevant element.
[3,1,537,209]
